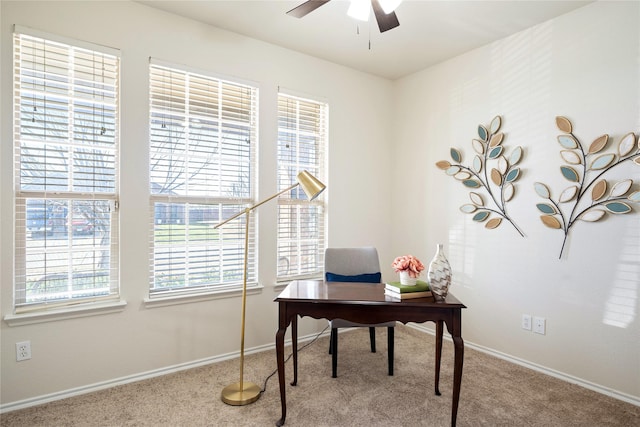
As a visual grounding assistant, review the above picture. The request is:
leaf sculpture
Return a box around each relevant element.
[534,116,640,258]
[436,115,525,236]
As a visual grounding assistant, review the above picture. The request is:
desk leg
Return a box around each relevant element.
[451,335,464,427]
[276,308,287,426]
[434,320,443,396]
[291,315,298,386]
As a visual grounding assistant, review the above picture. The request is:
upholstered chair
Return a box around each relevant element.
[324,247,395,378]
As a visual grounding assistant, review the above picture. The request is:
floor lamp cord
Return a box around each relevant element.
[260,324,330,394]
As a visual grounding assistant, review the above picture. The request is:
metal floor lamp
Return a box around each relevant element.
[215,170,326,406]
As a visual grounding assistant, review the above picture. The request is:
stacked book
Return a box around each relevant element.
[384,280,432,300]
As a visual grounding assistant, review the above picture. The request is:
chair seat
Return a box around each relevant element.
[330,319,396,328]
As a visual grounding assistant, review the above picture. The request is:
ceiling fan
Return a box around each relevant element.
[287,0,401,33]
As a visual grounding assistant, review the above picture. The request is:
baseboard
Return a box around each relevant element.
[3,325,637,413]
[0,331,328,414]
[407,323,640,407]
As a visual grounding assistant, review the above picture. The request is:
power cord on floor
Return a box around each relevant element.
[260,324,330,394]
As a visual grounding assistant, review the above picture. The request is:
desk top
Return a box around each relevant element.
[275,280,465,308]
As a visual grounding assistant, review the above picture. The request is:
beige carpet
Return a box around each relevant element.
[2,325,639,426]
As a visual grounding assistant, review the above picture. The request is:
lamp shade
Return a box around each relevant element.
[297,170,326,201]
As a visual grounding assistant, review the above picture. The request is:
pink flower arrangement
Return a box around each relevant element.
[391,255,425,278]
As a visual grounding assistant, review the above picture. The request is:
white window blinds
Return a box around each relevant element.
[149,61,257,296]
[13,28,120,311]
[276,93,327,280]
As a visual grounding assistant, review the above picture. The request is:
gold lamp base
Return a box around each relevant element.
[221,381,261,406]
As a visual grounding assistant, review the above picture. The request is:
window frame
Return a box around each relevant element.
[276,91,328,283]
[148,59,259,300]
[11,26,121,316]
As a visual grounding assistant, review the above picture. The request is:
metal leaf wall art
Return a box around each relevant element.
[534,116,640,258]
[436,115,525,236]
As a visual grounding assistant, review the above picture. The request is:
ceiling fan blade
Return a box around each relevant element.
[371,0,400,33]
[287,0,332,18]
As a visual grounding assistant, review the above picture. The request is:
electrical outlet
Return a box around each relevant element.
[533,317,546,335]
[522,314,532,331]
[16,341,32,361]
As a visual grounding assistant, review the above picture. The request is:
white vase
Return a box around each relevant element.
[427,244,451,301]
[399,270,417,286]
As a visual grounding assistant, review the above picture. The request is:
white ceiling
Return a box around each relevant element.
[138,0,592,80]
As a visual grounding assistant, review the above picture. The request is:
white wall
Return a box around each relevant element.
[392,1,639,402]
[0,1,394,407]
[2,0,638,411]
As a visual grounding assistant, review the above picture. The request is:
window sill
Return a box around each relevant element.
[144,284,264,309]
[274,282,289,292]
[4,299,127,327]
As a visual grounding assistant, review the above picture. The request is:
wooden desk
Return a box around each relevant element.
[274,280,466,426]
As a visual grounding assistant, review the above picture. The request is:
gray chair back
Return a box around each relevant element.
[324,247,380,279]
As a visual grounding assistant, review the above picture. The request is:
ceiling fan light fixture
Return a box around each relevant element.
[347,0,370,22]
[378,0,402,14]
[287,0,399,33]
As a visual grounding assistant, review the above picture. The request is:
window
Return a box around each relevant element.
[149,61,257,296]
[276,93,327,280]
[13,28,120,312]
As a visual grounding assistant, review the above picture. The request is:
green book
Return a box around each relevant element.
[385,280,430,293]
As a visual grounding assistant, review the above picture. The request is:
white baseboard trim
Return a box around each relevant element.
[3,325,637,413]
[0,331,328,414]
[407,323,640,407]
